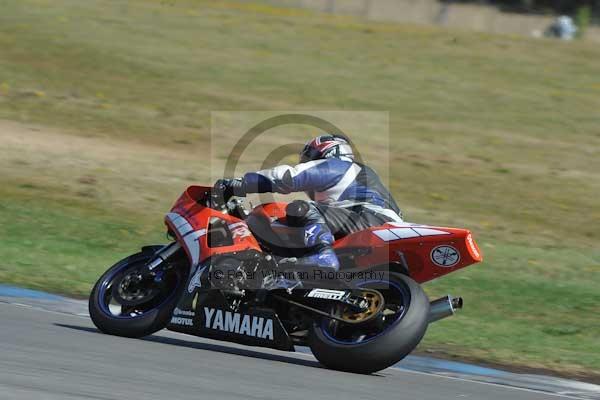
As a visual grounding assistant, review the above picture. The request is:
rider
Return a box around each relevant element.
[214,134,402,284]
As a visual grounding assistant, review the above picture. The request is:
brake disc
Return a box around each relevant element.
[113,271,160,307]
[339,288,385,324]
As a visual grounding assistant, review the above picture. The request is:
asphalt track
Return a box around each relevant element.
[1,293,599,400]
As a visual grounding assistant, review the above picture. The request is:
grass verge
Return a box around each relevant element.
[0,0,599,380]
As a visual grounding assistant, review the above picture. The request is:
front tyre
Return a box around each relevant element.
[308,273,429,374]
[89,247,187,338]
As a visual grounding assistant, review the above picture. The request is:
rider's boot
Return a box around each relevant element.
[262,246,340,291]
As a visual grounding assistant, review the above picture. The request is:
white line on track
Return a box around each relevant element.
[282,350,584,399]
[392,368,585,400]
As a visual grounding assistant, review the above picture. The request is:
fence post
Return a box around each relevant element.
[436,1,451,25]
[325,0,335,13]
[363,0,372,19]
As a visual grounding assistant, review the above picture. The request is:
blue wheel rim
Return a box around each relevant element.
[97,256,181,320]
[320,279,411,345]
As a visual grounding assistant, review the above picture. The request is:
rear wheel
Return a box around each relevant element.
[89,247,187,338]
[308,273,429,374]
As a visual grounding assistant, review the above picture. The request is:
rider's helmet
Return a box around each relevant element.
[299,134,354,163]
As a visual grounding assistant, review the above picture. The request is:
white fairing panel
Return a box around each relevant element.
[412,228,451,237]
[372,229,400,242]
[389,228,421,239]
[373,225,452,242]
[166,212,206,268]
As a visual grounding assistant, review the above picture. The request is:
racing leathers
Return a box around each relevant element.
[228,157,403,274]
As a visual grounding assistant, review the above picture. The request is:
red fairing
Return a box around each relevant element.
[165,188,483,283]
[164,186,261,266]
[251,203,288,222]
[333,224,483,283]
[251,202,483,284]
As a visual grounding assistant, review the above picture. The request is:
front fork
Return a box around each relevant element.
[142,242,182,280]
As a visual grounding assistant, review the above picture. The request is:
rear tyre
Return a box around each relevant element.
[308,273,429,374]
[89,246,187,338]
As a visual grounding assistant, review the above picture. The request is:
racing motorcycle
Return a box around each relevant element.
[89,185,483,374]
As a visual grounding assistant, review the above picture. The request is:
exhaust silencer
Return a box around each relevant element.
[428,295,463,323]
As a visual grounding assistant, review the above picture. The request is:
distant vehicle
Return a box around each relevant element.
[546,16,578,40]
[89,185,483,373]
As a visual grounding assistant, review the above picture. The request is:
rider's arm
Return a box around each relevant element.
[240,159,351,195]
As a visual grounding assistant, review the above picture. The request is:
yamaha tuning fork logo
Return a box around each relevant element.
[430,245,460,268]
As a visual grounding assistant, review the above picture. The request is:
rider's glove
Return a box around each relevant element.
[213,178,245,203]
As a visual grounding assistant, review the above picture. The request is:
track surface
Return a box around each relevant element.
[0,301,580,400]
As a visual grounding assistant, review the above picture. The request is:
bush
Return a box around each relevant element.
[575,6,591,38]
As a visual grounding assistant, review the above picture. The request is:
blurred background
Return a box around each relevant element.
[0,0,598,382]
[261,0,600,40]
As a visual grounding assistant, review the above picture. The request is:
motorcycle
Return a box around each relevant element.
[89,185,483,374]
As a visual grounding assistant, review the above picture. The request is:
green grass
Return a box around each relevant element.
[425,244,600,374]
[0,185,165,295]
[0,0,599,379]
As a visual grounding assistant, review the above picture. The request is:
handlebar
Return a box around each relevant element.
[208,188,248,219]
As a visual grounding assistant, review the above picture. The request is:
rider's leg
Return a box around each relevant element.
[262,200,339,289]
[260,200,342,291]
[285,200,340,272]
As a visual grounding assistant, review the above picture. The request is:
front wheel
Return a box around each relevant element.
[308,273,429,374]
[89,246,187,338]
